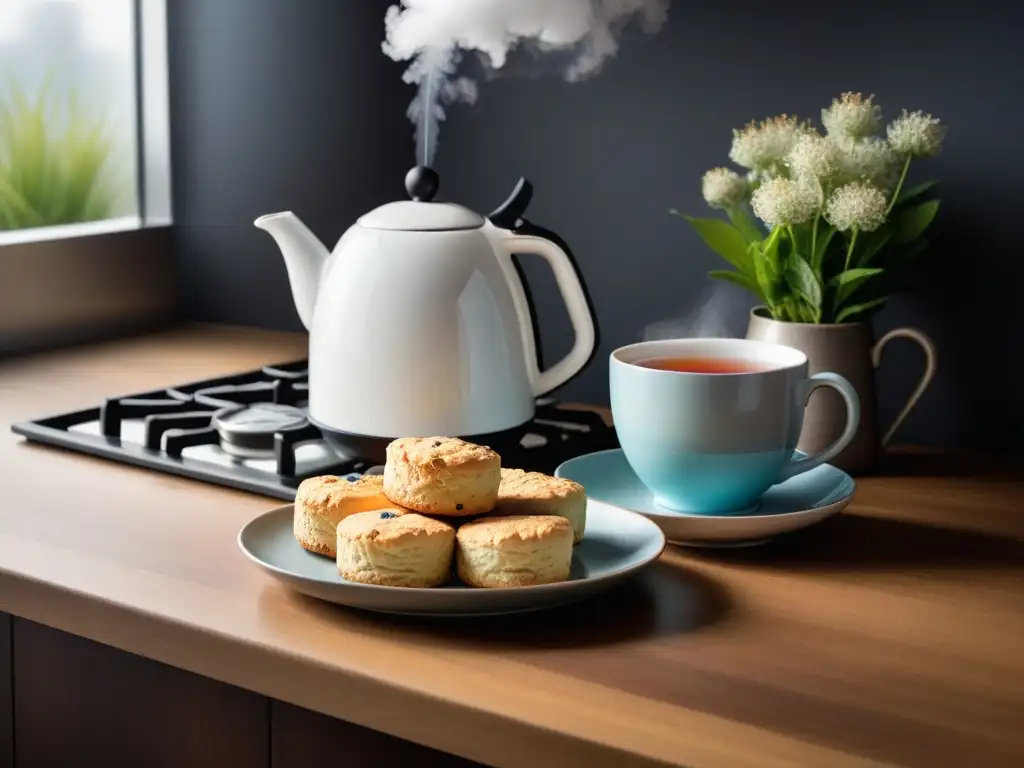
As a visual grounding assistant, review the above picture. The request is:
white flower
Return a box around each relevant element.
[822,92,882,140]
[729,115,810,172]
[701,167,747,209]
[832,136,900,191]
[887,109,945,156]
[787,132,841,184]
[824,182,888,232]
[750,177,817,228]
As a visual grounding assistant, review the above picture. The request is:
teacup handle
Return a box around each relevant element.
[779,372,861,481]
[872,327,937,447]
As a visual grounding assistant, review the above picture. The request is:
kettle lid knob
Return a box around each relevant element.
[405,166,439,203]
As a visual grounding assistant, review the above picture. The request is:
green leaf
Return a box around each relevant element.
[726,206,763,244]
[857,227,892,267]
[673,214,754,275]
[709,269,764,300]
[896,180,938,205]
[812,224,836,272]
[753,251,777,306]
[830,267,884,288]
[892,200,940,244]
[799,300,819,324]
[750,227,788,311]
[761,227,783,275]
[836,296,890,323]
[774,296,793,322]
[783,297,803,323]
[784,253,822,313]
[777,296,814,324]
[829,267,884,307]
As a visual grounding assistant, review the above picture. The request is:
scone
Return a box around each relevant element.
[294,474,395,557]
[455,515,573,588]
[383,437,500,517]
[337,510,455,588]
[495,469,587,544]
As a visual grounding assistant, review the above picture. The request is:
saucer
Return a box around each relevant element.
[555,449,855,548]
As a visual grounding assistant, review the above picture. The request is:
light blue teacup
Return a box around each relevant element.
[610,338,860,515]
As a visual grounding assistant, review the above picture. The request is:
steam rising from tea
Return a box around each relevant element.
[382,0,671,167]
[642,283,749,341]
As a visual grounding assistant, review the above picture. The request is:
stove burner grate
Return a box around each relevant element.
[11,360,618,500]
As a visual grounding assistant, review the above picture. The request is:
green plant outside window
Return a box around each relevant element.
[0,80,125,231]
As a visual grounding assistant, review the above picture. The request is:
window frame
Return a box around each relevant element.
[0,0,176,356]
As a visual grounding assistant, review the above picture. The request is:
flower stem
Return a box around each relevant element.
[810,215,820,272]
[886,155,913,215]
[844,228,859,272]
[763,226,782,260]
[758,227,783,315]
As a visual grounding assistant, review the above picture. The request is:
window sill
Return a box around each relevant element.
[0,217,160,248]
[0,225,177,356]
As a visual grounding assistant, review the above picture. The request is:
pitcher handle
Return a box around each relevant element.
[496,234,596,396]
[780,372,861,481]
[871,327,937,447]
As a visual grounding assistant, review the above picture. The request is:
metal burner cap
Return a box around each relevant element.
[213,404,308,436]
[213,404,309,459]
[211,403,307,450]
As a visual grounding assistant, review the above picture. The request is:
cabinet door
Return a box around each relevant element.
[271,700,486,768]
[13,619,268,768]
[0,613,11,768]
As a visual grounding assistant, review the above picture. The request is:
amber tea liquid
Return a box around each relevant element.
[636,357,772,374]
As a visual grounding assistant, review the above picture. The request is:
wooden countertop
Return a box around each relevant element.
[1,325,1022,768]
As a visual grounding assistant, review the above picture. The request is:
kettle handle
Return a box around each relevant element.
[494,233,596,396]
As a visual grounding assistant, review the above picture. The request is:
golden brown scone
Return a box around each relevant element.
[383,437,500,517]
[455,515,573,588]
[293,474,396,557]
[495,468,587,544]
[337,510,455,587]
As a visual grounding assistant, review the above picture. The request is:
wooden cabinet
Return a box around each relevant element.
[12,619,268,768]
[271,700,484,768]
[1,618,485,767]
[0,613,11,768]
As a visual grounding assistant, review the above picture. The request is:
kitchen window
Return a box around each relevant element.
[0,0,175,355]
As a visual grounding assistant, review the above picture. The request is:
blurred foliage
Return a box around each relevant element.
[0,80,122,231]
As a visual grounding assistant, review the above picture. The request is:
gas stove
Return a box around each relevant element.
[11,361,618,500]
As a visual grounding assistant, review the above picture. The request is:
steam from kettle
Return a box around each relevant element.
[382,0,671,168]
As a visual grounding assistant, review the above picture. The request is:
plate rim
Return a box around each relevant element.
[555,448,855,522]
[238,501,667,596]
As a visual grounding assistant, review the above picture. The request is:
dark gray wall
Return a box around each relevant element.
[167,0,409,329]
[169,0,1024,452]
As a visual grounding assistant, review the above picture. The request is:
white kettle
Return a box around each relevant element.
[254,166,596,459]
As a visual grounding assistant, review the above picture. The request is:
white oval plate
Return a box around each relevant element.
[238,501,666,616]
[556,449,855,548]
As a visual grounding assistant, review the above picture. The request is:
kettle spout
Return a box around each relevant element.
[254,212,330,331]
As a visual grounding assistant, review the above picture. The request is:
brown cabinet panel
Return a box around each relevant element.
[0,613,11,768]
[13,619,268,768]
[271,700,486,768]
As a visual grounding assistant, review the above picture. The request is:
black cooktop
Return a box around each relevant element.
[10,361,618,500]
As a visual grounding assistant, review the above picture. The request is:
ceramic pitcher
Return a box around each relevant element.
[746,307,936,474]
